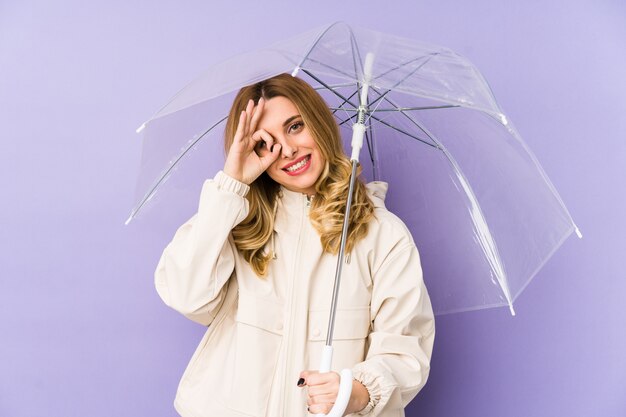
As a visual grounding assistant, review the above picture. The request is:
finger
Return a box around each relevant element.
[298,370,319,385]
[307,402,333,415]
[300,370,319,378]
[244,99,255,135]
[307,379,340,396]
[248,97,264,134]
[305,370,339,387]
[265,143,281,163]
[233,110,246,144]
[252,129,274,153]
[307,393,337,407]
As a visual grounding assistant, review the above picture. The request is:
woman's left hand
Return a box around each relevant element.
[298,370,369,416]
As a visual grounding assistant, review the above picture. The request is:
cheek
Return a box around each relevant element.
[266,163,282,180]
[315,152,326,171]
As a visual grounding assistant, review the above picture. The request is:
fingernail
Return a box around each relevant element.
[297,377,305,387]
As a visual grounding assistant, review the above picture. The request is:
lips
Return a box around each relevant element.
[282,155,310,171]
[282,155,311,176]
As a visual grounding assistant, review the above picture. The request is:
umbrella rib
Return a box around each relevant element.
[327,89,360,123]
[296,23,365,83]
[368,54,439,109]
[373,53,441,82]
[332,105,459,112]
[364,116,378,180]
[374,105,461,112]
[330,107,358,112]
[349,29,365,106]
[302,69,359,123]
[301,72,436,149]
[349,27,365,78]
[302,57,362,81]
[292,22,345,74]
[314,82,357,90]
[129,116,228,221]
[336,114,358,127]
[335,111,436,148]
[301,68,361,109]
[368,86,441,148]
[331,90,361,121]
[369,116,437,147]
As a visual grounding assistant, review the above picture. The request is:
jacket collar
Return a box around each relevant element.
[273,181,389,233]
[365,181,388,209]
[277,186,313,209]
[277,181,388,206]
[273,187,310,235]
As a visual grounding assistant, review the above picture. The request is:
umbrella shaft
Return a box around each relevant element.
[325,159,359,345]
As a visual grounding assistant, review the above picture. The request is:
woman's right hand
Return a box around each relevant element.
[223,98,282,185]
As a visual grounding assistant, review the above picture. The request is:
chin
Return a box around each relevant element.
[273,170,319,194]
[285,177,317,192]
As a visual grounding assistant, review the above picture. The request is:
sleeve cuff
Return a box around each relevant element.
[352,369,383,415]
[213,171,250,197]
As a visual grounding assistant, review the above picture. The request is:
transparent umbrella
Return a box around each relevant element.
[128,21,582,317]
[129,21,583,417]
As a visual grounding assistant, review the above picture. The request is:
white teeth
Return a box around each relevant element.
[285,155,310,172]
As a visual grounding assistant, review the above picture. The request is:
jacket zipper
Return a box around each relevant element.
[283,194,309,416]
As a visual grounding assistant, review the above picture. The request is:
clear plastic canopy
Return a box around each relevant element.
[128,22,581,315]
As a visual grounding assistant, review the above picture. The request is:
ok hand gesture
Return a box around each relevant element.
[223,98,282,185]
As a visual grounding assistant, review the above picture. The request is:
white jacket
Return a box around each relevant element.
[155,171,435,417]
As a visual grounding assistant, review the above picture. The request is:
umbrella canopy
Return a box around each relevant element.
[128,22,581,316]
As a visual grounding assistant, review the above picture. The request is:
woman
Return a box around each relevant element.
[155,74,435,417]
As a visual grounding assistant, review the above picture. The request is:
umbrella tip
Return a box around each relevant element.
[509,303,516,316]
[124,213,134,226]
[574,226,583,238]
[291,67,300,77]
[136,122,146,134]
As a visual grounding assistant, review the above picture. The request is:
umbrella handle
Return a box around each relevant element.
[314,346,353,417]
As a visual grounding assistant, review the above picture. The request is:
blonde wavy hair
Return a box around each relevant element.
[224,74,375,277]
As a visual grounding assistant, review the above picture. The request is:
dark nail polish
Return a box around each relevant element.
[297,377,305,387]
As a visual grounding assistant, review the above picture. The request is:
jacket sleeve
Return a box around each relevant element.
[154,171,250,326]
[351,242,435,416]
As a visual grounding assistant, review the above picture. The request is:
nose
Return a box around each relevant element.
[276,135,297,158]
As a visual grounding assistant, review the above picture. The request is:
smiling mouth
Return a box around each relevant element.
[283,155,311,174]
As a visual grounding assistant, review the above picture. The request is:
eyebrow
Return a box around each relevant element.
[282,115,302,127]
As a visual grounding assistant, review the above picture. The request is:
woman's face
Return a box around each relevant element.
[254,96,325,196]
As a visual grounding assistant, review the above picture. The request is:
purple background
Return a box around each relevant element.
[1,1,624,416]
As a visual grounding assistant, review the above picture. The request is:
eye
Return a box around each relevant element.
[288,121,304,134]
[255,140,267,151]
